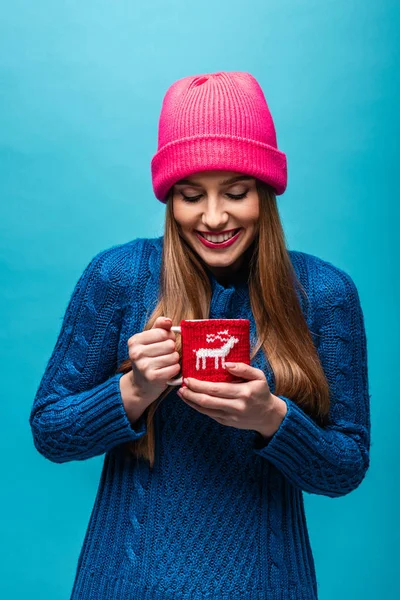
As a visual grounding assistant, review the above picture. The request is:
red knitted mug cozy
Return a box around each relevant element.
[179,319,250,385]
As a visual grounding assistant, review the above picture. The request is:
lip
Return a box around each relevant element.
[195,228,242,249]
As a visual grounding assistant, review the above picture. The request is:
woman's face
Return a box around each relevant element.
[172,170,259,278]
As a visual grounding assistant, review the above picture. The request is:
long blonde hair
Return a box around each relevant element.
[117,180,331,468]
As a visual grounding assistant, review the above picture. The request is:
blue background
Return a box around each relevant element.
[1,1,398,597]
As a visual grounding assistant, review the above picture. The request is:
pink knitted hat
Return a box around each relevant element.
[151,71,287,203]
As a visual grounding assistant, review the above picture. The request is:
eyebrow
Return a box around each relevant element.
[174,175,255,187]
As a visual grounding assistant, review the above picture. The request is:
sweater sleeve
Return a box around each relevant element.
[253,261,371,498]
[29,241,148,463]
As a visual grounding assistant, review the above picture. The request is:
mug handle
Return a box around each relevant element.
[166,326,182,385]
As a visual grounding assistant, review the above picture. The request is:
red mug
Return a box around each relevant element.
[166,318,250,387]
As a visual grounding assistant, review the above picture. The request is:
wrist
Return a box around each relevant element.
[257,394,288,440]
[119,372,148,425]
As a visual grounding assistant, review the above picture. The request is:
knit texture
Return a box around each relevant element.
[29,236,371,599]
[151,71,287,202]
[178,318,250,384]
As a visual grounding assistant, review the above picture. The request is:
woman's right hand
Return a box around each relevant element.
[126,316,181,407]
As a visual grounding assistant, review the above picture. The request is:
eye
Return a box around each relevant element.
[178,190,249,203]
[226,191,248,199]
[180,193,202,203]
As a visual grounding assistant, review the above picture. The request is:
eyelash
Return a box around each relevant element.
[179,191,248,203]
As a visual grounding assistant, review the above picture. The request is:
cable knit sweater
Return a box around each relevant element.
[29,235,371,600]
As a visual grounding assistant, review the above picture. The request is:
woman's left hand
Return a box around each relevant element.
[176,362,287,438]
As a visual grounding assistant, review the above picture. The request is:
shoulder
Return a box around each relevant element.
[82,236,161,290]
[289,249,363,319]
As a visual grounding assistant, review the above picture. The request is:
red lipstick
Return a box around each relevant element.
[195,228,242,249]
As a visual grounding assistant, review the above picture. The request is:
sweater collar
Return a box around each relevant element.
[204,263,249,302]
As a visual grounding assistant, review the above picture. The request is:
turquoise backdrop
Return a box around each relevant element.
[1,1,398,598]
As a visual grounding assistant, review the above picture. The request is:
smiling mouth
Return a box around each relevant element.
[196,228,241,242]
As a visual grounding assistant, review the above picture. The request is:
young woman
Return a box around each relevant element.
[30,71,371,599]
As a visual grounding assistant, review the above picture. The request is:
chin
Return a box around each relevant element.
[203,253,239,264]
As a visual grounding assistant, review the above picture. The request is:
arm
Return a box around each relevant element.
[119,370,154,424]
[29,241,148,463]
[253,262,371,498]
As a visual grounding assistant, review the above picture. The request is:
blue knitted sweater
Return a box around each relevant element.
[29,235,371,600]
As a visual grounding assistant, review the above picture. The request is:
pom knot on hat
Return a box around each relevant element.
[151,71,287,203]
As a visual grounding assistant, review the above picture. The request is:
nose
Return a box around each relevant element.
[201,199,229,231]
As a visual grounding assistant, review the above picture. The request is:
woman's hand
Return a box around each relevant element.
[176,362,287,438]
[126,316,180,407]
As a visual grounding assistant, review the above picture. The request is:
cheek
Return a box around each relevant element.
[239,195,259,222]
[172,210,185,229]
[172,201,196,228]
[240,207,259,226]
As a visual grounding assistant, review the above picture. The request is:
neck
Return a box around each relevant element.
[204,242,255,287]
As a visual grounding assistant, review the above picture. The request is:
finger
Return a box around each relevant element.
[138,327,175,345]
[142,339,176,357]
[179,388,237,413]
[224,362,266,381]
[179,393,230,419]
[152,362,181,378]
[152,316,172,329]
[150,317,175,339]
[152,351,180,370]
[184,378,243,399]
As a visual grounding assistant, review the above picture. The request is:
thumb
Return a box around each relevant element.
[224,362,265,381]
[152,316,173,330]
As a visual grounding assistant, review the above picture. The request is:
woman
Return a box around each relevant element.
[29,71,371,599]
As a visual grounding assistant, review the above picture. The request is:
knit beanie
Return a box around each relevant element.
[151,71,287,203]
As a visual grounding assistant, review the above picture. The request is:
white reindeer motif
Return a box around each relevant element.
[192,329,239,371]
